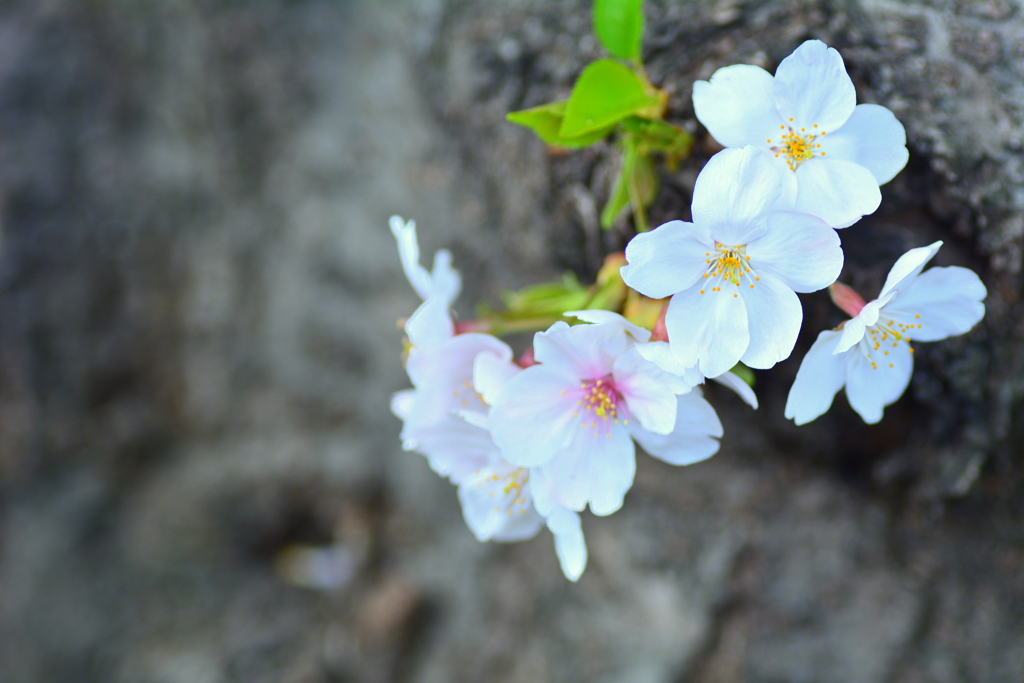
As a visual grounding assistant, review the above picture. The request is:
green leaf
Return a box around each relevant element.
[507,100,616,149]
[593,0,644,62]
[560,59,660,138]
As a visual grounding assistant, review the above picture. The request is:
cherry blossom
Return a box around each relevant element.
[785,241,987,424]
[692,40,908,228]
[621,146,844,379]
[390,219,587,580]
[488,311,723,516]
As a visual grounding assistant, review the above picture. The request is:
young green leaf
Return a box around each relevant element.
[593,0,644,62]
[560,59,660,138]
[507,100,616,149]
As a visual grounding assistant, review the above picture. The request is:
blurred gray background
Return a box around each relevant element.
[0,0,1022,681]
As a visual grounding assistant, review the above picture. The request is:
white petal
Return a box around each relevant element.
[739,272,803,369]
[405,333,512,428]
[835,313,868,354]
[844,340,913,424]
[692,64,782,148]
[613,347,686,435]
[664,285,749,379]
[884,266,986,342]
[566,309,652,343]
[456,409,490,431]
[390,215,434,300]
[783,330,847,425]
[473,352,521,406]
[491,511,546,542]
[530,468,559,517]
[878,241,943,299]
[773,40,856,132]
[635,341,705,386]
[412,414,497,483]
[822,104,909,184]
[621,221,712,298]
[747,211,843,293]
[390,389,416,421]
[630,392,722,466]
[489,365,580,467]
[541,424,635,515]
[691,147,781,244]
[532,320,626,378]
[834,293,896,353]
[711,371,759,409]
[405,296,454,351]
[546,507,588,582]
[793,158,882,228]
[458,465,544,542]
[429,249,462,306]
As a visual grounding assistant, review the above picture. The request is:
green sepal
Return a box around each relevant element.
[729,363,756,387]
[600,134,658,231]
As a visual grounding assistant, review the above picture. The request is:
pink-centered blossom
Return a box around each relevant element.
[489,311,724,516]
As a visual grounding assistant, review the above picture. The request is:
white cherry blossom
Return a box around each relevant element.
[621,146,844,379]
[488,311,723,516]
[389,219,587,580]
[785,241,987,424]
[693,40,908,228]
[392,394,588,581]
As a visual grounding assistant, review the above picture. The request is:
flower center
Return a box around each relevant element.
[476,466,532,517]
[698,243,760,297]
[452,380,488,410]
[573,376,628,437]
[767,121,826,171]
[860,315,925,369]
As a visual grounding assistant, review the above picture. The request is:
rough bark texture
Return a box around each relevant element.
[0,1,1022,682]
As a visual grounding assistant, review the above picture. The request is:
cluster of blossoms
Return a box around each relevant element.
[391,41,986,581]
